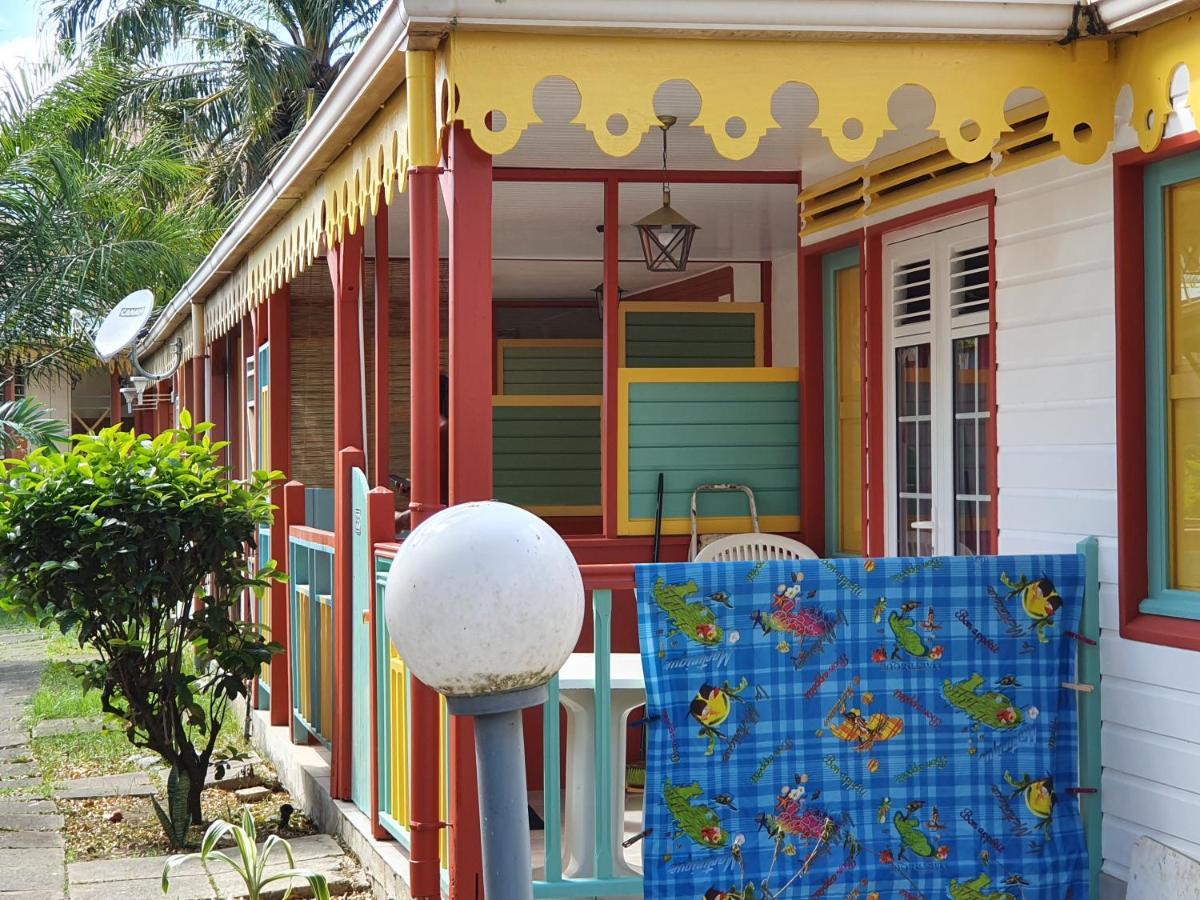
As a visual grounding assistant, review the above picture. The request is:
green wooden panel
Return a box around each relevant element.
[626,379,800,522]
[493,404,601,509]
[502,344,602,395]
[624,309,757,367]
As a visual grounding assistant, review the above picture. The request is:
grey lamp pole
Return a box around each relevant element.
[383,501,585,899]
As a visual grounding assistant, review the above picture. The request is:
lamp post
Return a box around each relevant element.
[384,501,585,900]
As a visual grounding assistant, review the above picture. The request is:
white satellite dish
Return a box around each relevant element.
[92,290,154,362]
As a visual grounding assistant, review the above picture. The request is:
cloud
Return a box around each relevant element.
[0,34,40,81]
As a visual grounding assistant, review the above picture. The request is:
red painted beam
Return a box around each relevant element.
[329,226,366,801]
[367,486,395,841]
[621,265,734,302]
[267,285,293,726]
[441,122,491,900]
[495,167,801,184]
[408,165,444,900]
[373,192,391,487]
[602,178,620,538]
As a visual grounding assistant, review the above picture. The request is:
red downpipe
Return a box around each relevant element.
[408,166,443,900]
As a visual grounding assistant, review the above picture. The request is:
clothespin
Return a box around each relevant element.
[1061,682,1095,693]
[628,714,660,728]
[623,828,652,848]
[1067,787,1097,796]
[1065,630,1097,646]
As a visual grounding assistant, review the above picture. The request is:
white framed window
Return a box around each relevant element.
[883,213,993,557]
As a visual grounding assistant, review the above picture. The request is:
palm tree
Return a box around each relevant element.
[50,0,383,203]
[0,398,67,455]
[0,55,225,379]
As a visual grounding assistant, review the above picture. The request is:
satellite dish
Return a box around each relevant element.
[92,290,154,362]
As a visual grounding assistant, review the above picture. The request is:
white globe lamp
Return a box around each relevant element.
[383,501,584,899]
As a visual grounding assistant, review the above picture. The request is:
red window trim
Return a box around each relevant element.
[863,191,999,557]
[1115,131,1200,651]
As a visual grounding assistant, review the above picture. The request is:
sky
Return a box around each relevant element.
[0,1,44,79]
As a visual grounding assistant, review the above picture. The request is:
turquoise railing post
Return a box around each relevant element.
[1076,536,1102,900]
[592,588,614,882]
[542,675,562,884]
[289,536,307,744]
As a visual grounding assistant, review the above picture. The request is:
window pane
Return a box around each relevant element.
[836,266,863,554]
[953,336,993,556]
[896,344,933,556]
[1168,177,1200,589]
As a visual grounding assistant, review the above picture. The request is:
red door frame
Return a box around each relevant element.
[1114,131,1200,650]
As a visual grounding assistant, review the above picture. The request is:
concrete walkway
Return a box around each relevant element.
[0,631,65,900]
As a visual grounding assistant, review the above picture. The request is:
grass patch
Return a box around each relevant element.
[31,730,140,783]
[31,661,103,723]
[0,608,36,631]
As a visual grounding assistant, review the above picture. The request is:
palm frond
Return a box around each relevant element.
[0,398,68,454]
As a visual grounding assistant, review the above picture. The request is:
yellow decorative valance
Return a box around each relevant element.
[441,12,1199,167]
[204,259,250,344]
[242,82,412,312]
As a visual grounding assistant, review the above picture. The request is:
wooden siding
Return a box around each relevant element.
[496,340,602,395]
[619,301,762,368]
[619,369,800,535]
[289,259,448,490]
[492,398,601,514]
[992,152,1196,888]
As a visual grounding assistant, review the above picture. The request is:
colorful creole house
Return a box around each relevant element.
[130,1,1200,896]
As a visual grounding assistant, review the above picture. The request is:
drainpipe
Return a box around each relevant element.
[406,48,446,900]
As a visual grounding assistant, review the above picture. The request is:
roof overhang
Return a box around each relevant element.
[398,0,1200,42]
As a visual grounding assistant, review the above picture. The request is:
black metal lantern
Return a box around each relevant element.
[634,115,699,272]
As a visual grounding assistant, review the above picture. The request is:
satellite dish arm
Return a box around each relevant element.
[129,338,183,381]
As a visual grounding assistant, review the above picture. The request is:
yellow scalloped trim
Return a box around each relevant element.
[442,13,1198,167]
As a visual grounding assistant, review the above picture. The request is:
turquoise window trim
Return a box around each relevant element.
[822,245,861,557]
[1141,151,1200,618]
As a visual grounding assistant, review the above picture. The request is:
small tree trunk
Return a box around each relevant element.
[184,759,206,825]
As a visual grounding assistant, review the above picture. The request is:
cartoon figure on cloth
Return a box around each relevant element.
[689,677,750,756]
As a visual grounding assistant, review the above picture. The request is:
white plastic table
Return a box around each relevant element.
[557,652,646,879]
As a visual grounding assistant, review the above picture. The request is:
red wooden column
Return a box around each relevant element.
[408,161,444,899]
[601,177,620,537]
[440,121,490,899]
[209,335,228,463]
[267,285,293,724]
[373,193,391,485]
[329,227,366,800]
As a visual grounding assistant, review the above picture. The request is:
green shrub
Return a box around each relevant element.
[0,414,281,837]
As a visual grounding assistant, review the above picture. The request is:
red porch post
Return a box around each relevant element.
[440,121,490,898]
[373,194,391,486]
[602,177,620,537]
[408,150,444,900]
[209,335,228,463]
[267,285,293,724]
[329,227,367,801]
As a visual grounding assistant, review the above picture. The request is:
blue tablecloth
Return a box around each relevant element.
[636,555,1089,899]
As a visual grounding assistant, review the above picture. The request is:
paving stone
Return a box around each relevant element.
[0,830,64,849]
[70,874,215,900]
[0,814,63,832]
[0,847,66,891]
[69,853,208,883]
[30,717,106,739]
[0,800,56,815]
[0,779,44,793]
[0,734,29,750]
[233,785,272,803]
[0,892,65,900]
[0,747,31,763]
[53,772,155,800]
[0,762,39,780]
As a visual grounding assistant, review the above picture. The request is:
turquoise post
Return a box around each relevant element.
[592,588,614,881]
[542,675,562,884]
[1076,536,1101,900]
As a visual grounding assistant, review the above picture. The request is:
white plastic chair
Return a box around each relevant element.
[693,532,819,563]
